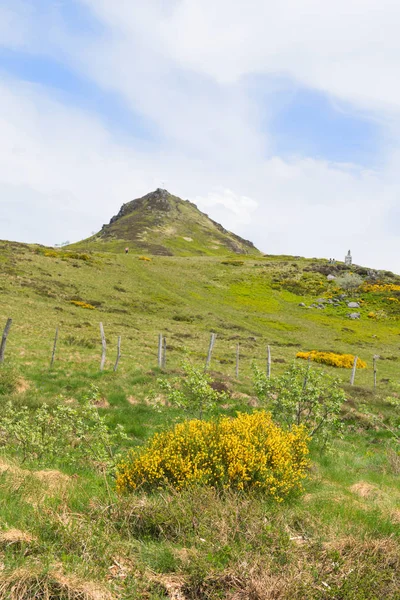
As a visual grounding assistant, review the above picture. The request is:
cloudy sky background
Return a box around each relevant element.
[0,0,399,271]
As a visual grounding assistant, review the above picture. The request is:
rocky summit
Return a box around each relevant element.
[71,189,260,256]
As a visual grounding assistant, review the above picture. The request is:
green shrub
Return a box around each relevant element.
[253,363,345,448]
[0,385,127,469]
[336,272,364,292]
[158,362,229,418]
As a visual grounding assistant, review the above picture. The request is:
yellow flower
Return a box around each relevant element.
[296,351,366,369]
[116,412,310,501]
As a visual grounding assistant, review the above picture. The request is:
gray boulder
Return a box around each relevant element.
[348,302,360,308]
[298,302,306,307]
[348,312,360,319]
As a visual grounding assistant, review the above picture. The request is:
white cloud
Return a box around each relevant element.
[73,0,400,114]
[195,188,258,231]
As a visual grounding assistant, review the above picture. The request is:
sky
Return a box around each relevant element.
[0,0,399,272]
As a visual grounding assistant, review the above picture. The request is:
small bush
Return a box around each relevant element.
[64,335,96,349]
[336,273,364,292]
[0,385,127,469]
[158,362,229,418]
[172,314,195,322]
[253,363,345,447]
[116,411,310,500]
[296,351,367,369]
[0,364,19,395]
[221,260,244,266]
[39,248,91,261]
[70,300,96,310]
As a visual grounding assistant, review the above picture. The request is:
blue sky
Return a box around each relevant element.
[0,0,399,272]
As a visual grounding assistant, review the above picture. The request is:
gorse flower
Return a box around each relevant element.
[116,412,310,501]
[296,351,366,369]
[70,300,96,310]
[362,283,400,293]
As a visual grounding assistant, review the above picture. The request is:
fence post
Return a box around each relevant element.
[235,343,240,378]
[100,323,107,371]
[373,355,379,390]
[205,333,217,370]
[114,336,121,372]
[350,356,358,385]
[267,345,272,379]
[162,336,167,369]
[50,327,59,368]
[0,318,12,363]
[158,334,163,368]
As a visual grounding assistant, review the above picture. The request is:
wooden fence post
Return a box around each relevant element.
[114,336,121,372]
[205,333,217,370]
[99,323,107,371]
[158,334,163,368]
[267,345,272,379]
[350,356,358,385]
[162,336,167,369]
[50,327,59,368]
[0,318,12,363]
[235,343,240,378]
[373,355,379,390]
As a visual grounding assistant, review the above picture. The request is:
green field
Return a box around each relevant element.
[0,240,399,599]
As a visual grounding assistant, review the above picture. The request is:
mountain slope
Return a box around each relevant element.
[70,188,260,256]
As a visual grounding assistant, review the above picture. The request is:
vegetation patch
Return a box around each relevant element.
[0,364,19,396]
[69,300,96,310]
[221,260,244,266]
[297,351,367,369]
[116,411,310,498]
[38,248,91,262]
[0,566,114,600]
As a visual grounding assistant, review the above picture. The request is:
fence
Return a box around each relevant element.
[0,316,385,388]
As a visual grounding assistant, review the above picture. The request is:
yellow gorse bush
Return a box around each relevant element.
[70,300,95,310]
[362,283,400,293]
[116,411,310,501]
[297,351,367,369]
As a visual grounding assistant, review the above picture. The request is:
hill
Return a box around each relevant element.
[70,188,260,256]
[0,239,400,598]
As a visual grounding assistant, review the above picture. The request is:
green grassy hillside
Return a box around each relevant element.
[1,241,399,387]
[70,189,260,256]
[0,239,399,599]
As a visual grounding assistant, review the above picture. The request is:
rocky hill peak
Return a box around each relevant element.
[76,190,260,257]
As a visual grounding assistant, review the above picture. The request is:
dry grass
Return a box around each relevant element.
[0,567,115,600]
[350,481,380,499]
[0,529,36,546]
[150,574,186,600]
[0,457,70,494]
[387,448,400,474]
[15,377,30,394]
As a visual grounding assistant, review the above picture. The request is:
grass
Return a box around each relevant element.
[0,239,399,597]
